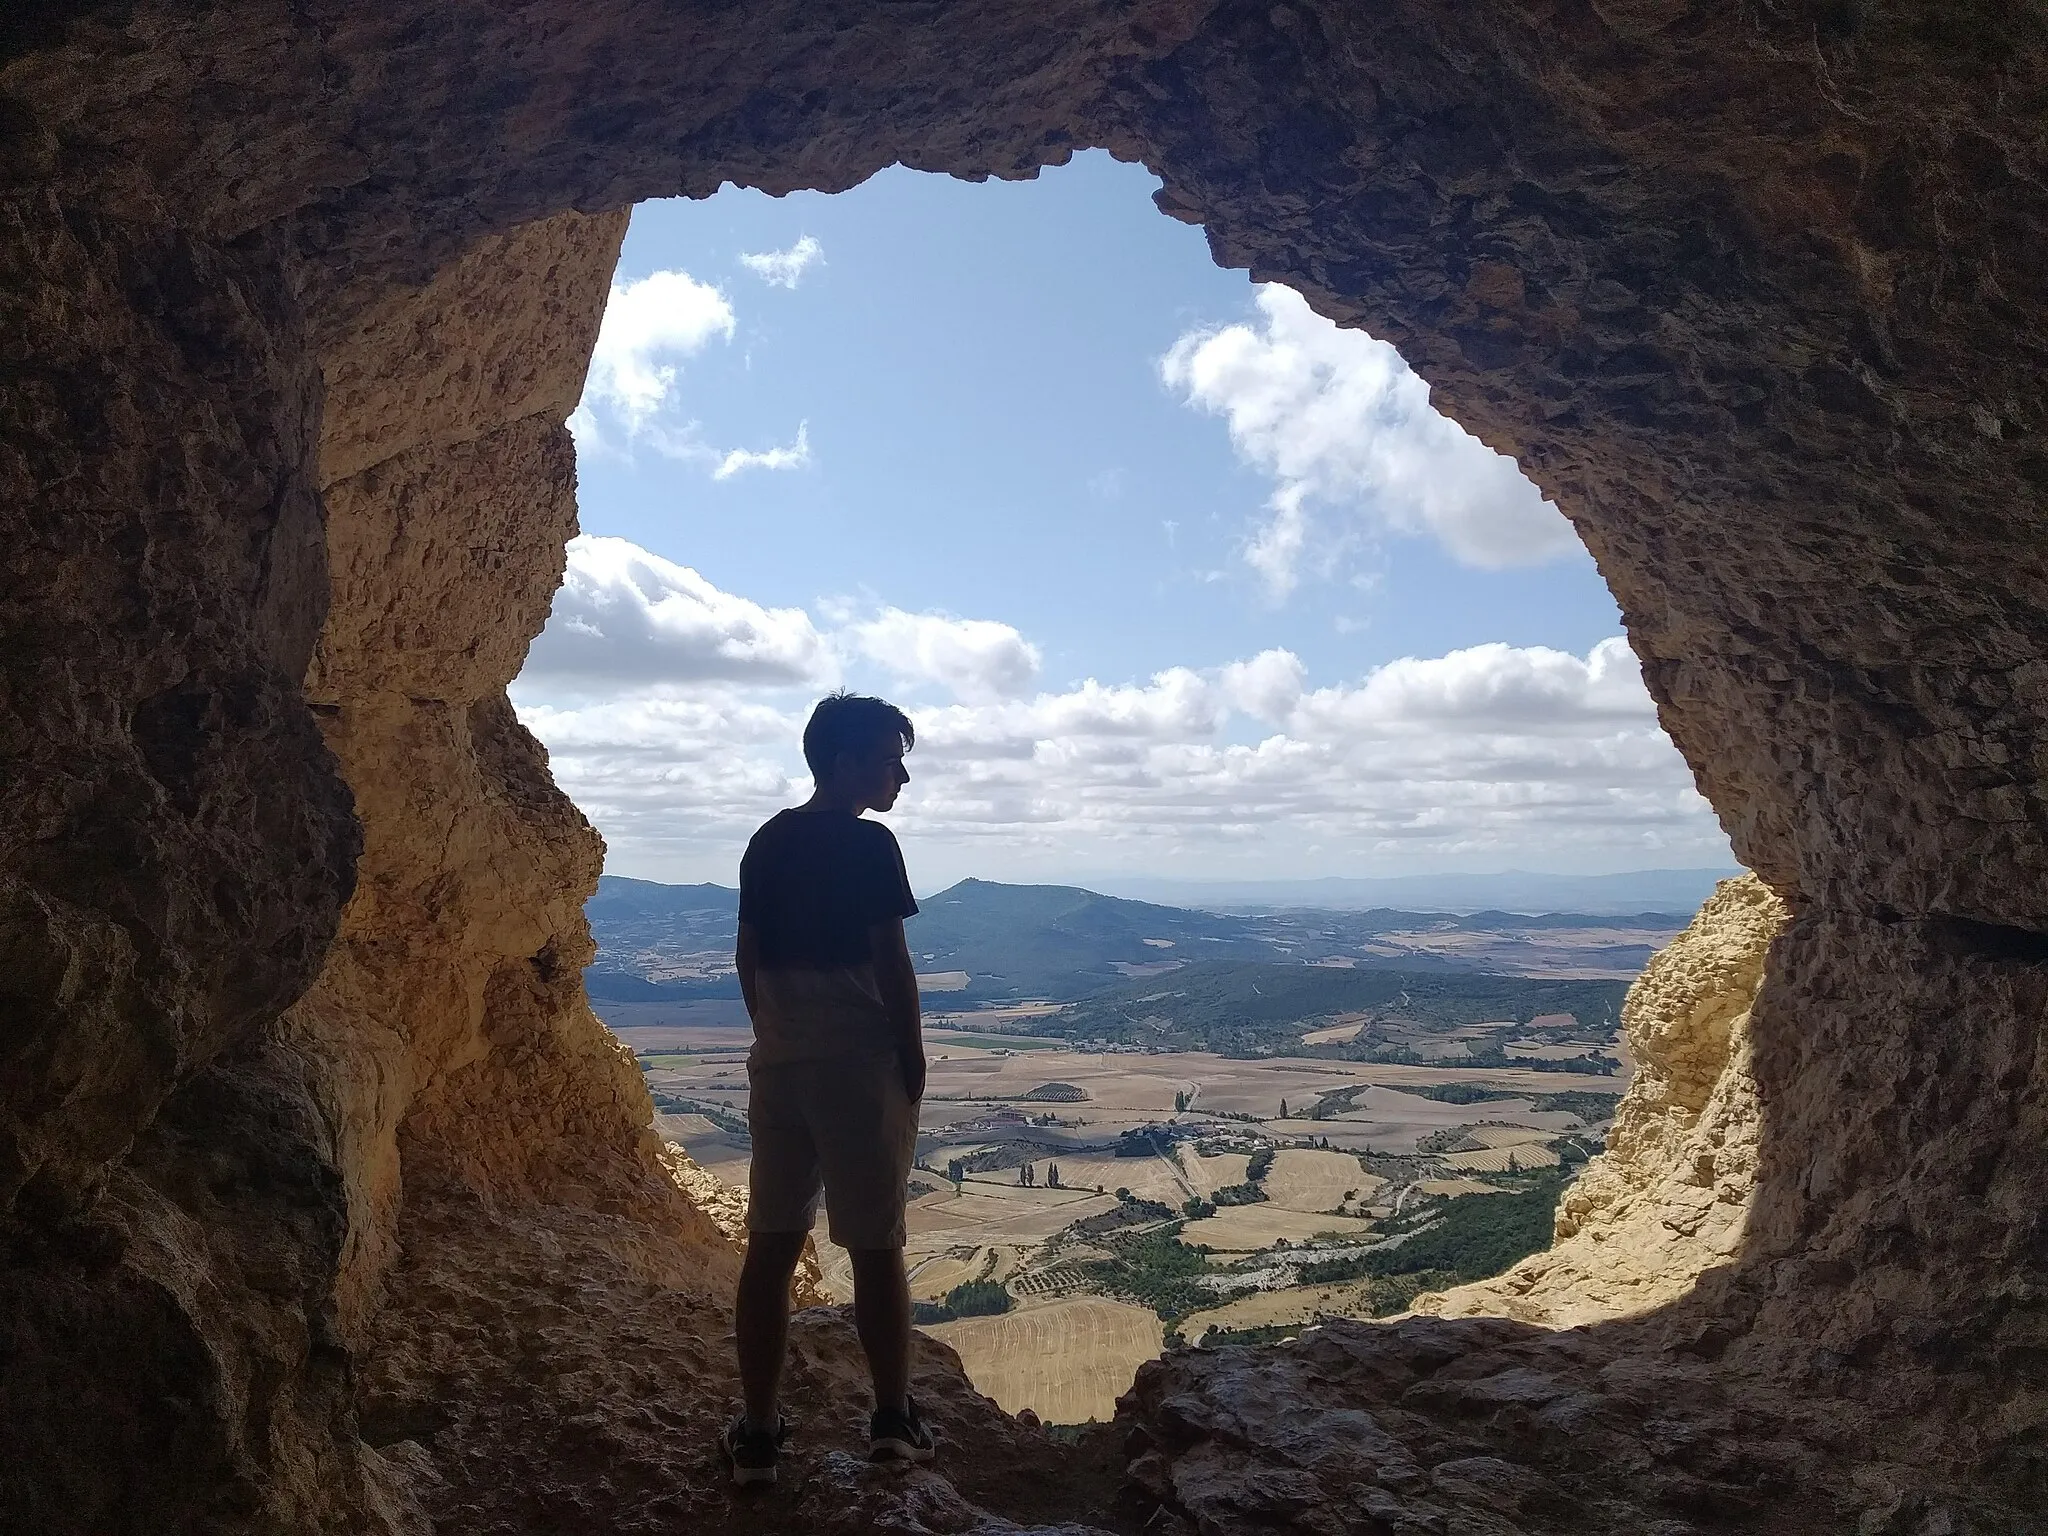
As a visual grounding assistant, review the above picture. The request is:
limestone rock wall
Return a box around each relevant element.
[1420,874,1788,1327]
[5,0,2048,1528]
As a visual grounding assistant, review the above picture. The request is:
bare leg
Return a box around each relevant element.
[735,1230,808,1431]
[848,1245,913,1416]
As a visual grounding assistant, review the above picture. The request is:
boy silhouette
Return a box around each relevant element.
[721,692,933,1485]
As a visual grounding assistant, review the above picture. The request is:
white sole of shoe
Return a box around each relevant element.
[729,1461,778,1487]
[869,1439,936,1464]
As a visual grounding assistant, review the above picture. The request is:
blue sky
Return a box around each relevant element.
[511,152,1732,887]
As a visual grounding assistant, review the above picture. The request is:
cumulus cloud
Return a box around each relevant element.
[510,545,1723,880]
[849,608,1042,703]
[580,269,735,433]
[569,268,810,474]
[1289,638,1655,738]
[712,422,812,480]
[1220,648,1308,725]
[1161,285,1580,595]
[740,235,824,288]
[521,535,835,691]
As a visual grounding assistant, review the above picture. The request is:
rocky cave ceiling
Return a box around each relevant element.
[1,1,2044,1531]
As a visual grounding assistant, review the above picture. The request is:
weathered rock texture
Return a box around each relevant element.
[4,0,2047,1531]
[1420,874,1789,1327]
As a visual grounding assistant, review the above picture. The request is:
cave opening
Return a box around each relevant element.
[6,3,2046,1531]
[528,155,1736,1426]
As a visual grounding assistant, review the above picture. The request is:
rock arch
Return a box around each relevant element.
[2,2,2043,1530]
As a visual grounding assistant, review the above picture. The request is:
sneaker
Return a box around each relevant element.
[869,1396,936,1464]
[721,1413,788,1487]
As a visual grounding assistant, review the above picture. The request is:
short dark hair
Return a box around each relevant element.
[802,692,914,779]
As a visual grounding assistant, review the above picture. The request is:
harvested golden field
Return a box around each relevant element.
[1464,1124,1557,1149]
[1261,1149,1381,1213]
[1026,1152,1187,1205]
[906,1183,1117,1243]
[1298,1020,1365,1046]
[1180,1150,1250,1195]
[905,1247,986,1301]
[1441,1144,1560,1173]
[922,1298,1162,1424]
[1180,1206,1376,1251]
[1181,1279,1389,1338]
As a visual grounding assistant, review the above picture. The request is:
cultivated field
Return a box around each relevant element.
[630,1022,1626,1409]
[1298,1019,1366,1046]
[1179,1278,1391,1338]
[1180,1150,1251,1195]
[1262,1148,1381,1212]
[1442,1144,1561,1173]
[922,1297,1163,1423]
[1023,1152,1189,1205]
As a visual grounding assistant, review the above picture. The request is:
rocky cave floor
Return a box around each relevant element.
[358,1199,2029,1536]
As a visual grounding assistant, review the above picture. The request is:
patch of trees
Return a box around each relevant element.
[1072,1196,1175,1238]
[1297,1176,1566,1288]
[912,1279,1015,1324]
[1083,1225,1243,1323]
[1413,1082,1516,1105]
[1207,1182,1266,1207]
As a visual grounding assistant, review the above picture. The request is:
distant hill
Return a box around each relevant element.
[586,876,736,920]
[1089,868,1743,916]
[581,873,1696,1008]
[904,878,1287,999]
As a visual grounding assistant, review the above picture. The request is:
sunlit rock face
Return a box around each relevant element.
[1418,874,1789,1329]
[3,1,2045,1530]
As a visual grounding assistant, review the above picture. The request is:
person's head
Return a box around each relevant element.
[802,692,913,812]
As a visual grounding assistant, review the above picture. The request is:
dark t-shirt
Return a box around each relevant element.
[739,808,918,971]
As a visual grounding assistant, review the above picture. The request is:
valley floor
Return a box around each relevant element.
[636,1026,1623,1421]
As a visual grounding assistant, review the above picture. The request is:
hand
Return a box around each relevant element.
[900,1050,928,1103]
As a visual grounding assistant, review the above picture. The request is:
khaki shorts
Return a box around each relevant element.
[746,1053,918,1250]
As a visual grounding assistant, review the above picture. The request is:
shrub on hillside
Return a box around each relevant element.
[913,1279,1015,1323]
[1208,1181,1267,1206]
[944,1279,1013,1317]
[1334,1175,1566,1286]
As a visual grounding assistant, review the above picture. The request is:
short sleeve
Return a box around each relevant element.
[868,825,918,923]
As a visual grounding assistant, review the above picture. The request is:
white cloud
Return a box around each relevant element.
[849,608,1042,703]
[1161,285,1579,595]
[520,535,835,691]
[570,267,810,474]
[1220,649,1308,725]
[1289,638,1655,738]
[580,269,735,433]
[509,546,1723,883]
[740,235,823,288]
[712,422,812,480]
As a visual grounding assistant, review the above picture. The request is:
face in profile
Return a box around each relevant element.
[838,741,910,813]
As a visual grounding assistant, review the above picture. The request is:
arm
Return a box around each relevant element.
[735,920,762,1024]
[869,916,925,1101]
